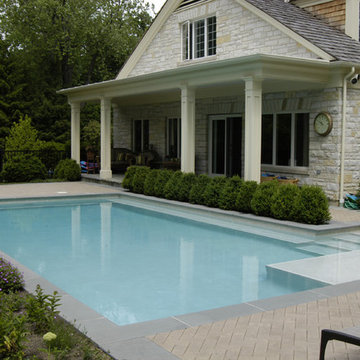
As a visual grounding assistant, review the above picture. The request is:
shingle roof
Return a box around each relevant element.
[245,0,360,63]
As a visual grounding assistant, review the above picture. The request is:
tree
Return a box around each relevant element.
[5,115,41,151]
[0,0,152,142]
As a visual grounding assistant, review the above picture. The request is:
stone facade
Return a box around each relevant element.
[127,0,318,78]
[113,87,360,201]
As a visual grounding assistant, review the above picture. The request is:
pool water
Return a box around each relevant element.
[0,198,326,325]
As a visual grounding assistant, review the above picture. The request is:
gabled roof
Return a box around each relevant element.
[245,0,360,63]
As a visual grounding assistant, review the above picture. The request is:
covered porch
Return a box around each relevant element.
[59,54,347,183]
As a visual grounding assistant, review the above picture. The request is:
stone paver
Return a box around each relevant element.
[149,292,360,359]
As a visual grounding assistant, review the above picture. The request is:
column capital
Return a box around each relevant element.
[69,101,81,111]
[244,77,262,92]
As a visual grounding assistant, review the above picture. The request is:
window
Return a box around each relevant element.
[261,113,309,167]
[133,120,149,152]
[182,16,216,61]
[167,118,181,159]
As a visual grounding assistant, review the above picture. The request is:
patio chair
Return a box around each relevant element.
[85,151,99,174]
[319,327,360,359]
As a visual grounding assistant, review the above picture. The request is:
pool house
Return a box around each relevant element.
[59,0,360,202]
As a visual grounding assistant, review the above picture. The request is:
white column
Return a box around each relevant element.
[244,78,262,183]
[100,97,112,179]
[70,102,81,164]
[181,85,196,173]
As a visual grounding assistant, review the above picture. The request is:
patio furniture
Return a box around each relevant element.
[83,151,99,174]
[111,148,137,173]
[319,327,360,360]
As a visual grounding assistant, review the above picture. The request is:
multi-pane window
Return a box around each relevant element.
[261,113,309,167]
[182,16,216,60]
[167,118,181,159]
[133,119,149,153]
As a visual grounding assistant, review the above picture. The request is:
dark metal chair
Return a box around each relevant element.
[320,328,360,359]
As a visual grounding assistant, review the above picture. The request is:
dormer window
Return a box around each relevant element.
[182,16,216,61]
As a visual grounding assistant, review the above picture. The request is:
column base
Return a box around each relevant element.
[100,170,112,180]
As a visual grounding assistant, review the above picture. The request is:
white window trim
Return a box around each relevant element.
[262,111,309,169]
[181,16,216,61]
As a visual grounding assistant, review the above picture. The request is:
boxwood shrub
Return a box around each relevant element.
[189,174,212,205]
[132,166,151,194]
[218,175,243,210]
[163,170,183,200]
[153,169,174,198]
[293,185,331,225]
[270,184,300,221]
[143,169,160,196]
[176,173,197,202]
[122,165,138,191]
[54,159,81,181]
[251,180,279,217]
[203,176,228,208]
[235,181,258,213]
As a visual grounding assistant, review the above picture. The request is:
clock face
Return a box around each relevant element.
[314,112,332,136]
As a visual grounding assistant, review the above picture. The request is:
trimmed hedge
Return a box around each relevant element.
[132,166,151,194]
[54,159,81,181]
[271,184,300,221]
[235,180,257,213]
[189,174,212,205]
[152,169,173,198]
[293,185,331,225]
[122,167,331,225]
[251,181,279,217]
[203,176,228,208]
[218,175,243,211]
[144,169,160,196]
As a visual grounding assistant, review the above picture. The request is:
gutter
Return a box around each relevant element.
[339,66,355,205]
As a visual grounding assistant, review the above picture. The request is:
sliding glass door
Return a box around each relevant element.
[209,115,242,176]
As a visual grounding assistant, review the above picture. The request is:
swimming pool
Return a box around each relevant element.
[0,197,329,326]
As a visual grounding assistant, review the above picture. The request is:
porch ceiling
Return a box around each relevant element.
[58,54,359,105]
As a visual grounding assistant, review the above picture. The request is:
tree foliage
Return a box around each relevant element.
[0,0,153,143]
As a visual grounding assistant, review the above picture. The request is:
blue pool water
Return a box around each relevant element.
[0,198,325,325]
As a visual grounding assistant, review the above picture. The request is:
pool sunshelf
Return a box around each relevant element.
[0,197,334,326]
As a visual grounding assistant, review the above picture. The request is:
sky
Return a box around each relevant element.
[150,0,167,13]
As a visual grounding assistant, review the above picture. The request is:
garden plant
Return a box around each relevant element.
[122,167,331,225]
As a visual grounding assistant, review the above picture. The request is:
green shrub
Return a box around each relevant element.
[0,258,24,293]
[1,155,47,183]
[122,165,138,191]
[143,169,160,196]
[203,176,228,208]
[270,184,300,221]
[218,175,243,210]
[54,159,81,181]
[293,185,331,225]
[235,181,258,213]
[153,169,173,198]
[132,166,151,194]
[176,173,197,202]
[251,180,279,217]
[164,171,183,200]
[189,174,212,205]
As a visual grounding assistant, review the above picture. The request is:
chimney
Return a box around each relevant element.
[294,0,359,41]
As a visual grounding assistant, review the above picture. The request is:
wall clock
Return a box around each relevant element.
[314,112,333,136]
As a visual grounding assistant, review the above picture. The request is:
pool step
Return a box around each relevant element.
[295,243,348,256]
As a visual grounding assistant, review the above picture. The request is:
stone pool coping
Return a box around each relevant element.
[2,188,360,359]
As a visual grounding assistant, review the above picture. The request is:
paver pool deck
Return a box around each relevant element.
[1,180,360,359]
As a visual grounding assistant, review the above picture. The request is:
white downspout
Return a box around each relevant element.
[339,67,355,205]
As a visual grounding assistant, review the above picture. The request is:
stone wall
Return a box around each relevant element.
[127,0,318,78]
[113,87,360,201]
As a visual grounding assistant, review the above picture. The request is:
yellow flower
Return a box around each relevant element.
[43,332,57,342]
